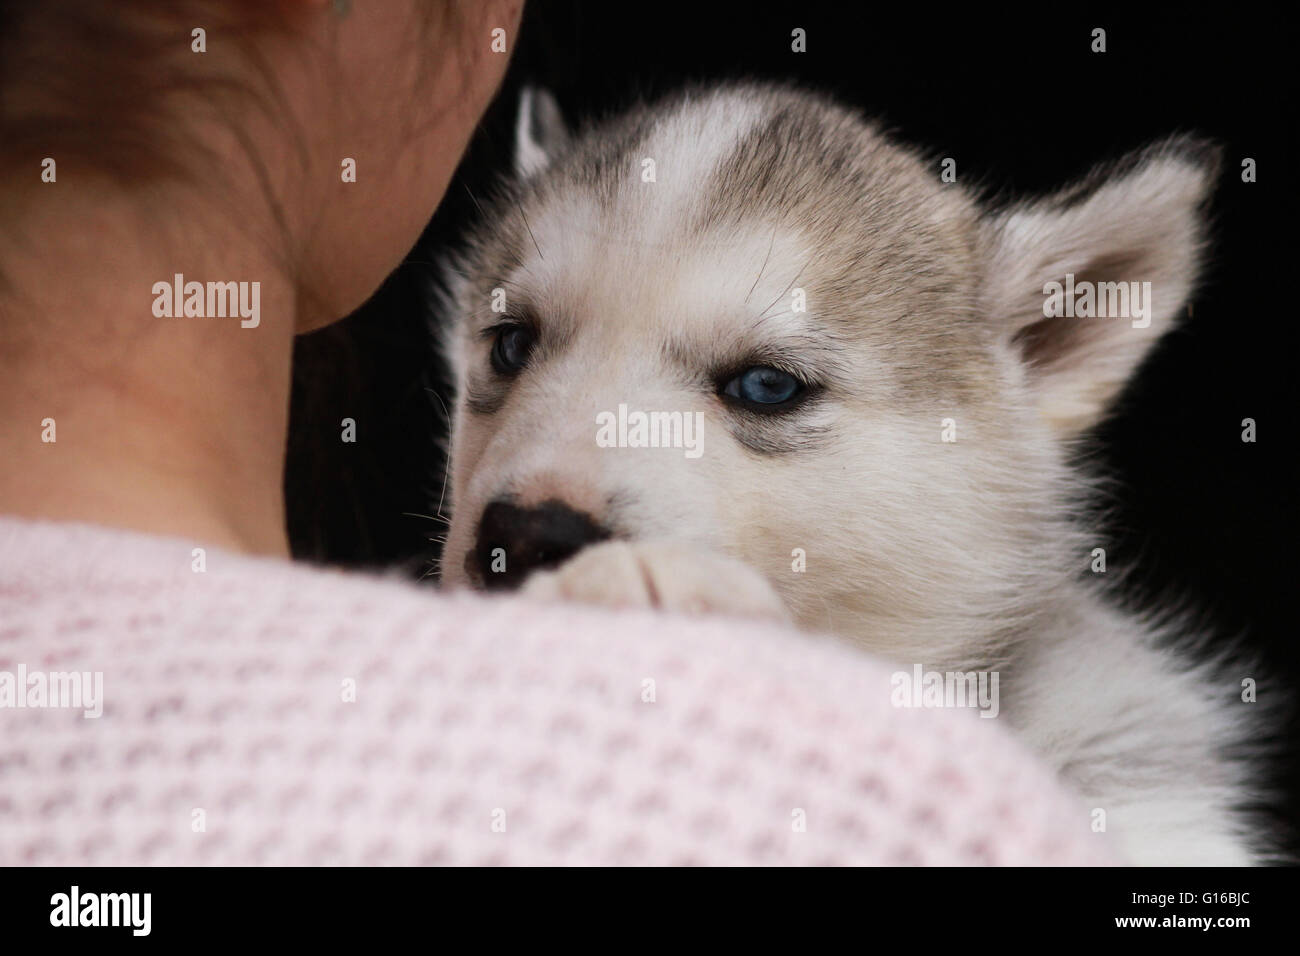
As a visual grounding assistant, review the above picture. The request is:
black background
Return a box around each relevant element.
[284,4,1299,852]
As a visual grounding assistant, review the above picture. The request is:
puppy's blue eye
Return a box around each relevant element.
[722,366,803,407]
[491,325,536,373]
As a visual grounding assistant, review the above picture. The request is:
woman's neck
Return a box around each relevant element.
[0,182,298,556]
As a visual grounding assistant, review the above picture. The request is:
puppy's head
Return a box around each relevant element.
[438,83,1217,663]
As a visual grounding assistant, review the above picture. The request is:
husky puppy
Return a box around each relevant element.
[436,83,1264,865]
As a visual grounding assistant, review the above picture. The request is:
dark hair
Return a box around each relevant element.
[0,1,315,185]
[0,0,480,297]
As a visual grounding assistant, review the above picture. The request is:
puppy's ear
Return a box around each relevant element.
[980,137,1220,437]
[514,86,569,178]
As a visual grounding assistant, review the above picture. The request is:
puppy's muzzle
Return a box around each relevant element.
[469,498,610,590]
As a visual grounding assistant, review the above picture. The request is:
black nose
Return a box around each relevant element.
[470,499,610,590]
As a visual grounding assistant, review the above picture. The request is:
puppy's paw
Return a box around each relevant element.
[521,540,791,623]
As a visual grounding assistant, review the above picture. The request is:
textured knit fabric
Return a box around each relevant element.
[0,515,1118,865]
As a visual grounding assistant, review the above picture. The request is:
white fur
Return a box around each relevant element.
[436,84,1266,865]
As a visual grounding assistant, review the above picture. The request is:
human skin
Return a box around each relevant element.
[0,0,522,556]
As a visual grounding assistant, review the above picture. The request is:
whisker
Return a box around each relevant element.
[745,227,778,304]
[402,512,448,525]
[517,199,544,262]
[753,259,810,324]
[462,181,487,220]
[424,387,455,524]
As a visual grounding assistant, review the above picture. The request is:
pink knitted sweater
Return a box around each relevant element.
[0,515,1116,865]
